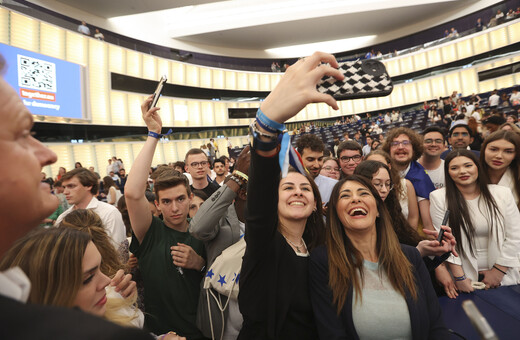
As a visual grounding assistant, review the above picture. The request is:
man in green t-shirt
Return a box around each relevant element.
[126,96,207,339]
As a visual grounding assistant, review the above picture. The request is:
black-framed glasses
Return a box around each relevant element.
[424,138,444,145]
[390,140,411,148]
[372,181,394,191]
[190,161,208,168]
[339,155,362,163]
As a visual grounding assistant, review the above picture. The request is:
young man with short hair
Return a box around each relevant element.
[337,140,363,177]
[419,126,446,189]
[56,168,126,249]
[212,159,227,186]
[362,135,373,156]
[125,96,206,338]
[296,134,337,203]
[185,148,220,197]
[440,123,480,159]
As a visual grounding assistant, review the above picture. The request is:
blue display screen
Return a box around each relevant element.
[0,43,86,119]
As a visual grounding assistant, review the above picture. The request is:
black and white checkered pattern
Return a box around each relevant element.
[316,60,393,100]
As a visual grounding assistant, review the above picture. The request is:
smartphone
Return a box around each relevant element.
[316,59,393,100]
[149,75,167,109]
[437,210,450,243]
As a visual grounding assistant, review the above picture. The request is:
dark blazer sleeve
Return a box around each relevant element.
[309,246,351,340]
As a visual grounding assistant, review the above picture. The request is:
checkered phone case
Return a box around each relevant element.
[316,59,393,100]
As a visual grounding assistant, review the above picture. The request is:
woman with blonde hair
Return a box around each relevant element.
[0,227,184,339]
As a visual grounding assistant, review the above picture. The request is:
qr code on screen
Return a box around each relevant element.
[17,54,57,92]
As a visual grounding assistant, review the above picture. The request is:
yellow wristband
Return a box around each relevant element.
[233,170,249,182]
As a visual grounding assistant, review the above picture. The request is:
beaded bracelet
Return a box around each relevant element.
[493,265,507,275]
[454,274,466,281]
[228,175,244,188]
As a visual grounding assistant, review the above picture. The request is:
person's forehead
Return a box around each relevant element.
[393,134,410,141]
[424,131,443,139]
[157,184,189,199]
[0,79,34,133]
[302,148,323,158]
[452,127,469,134]
[280,172,311,186]
[187,153,207,162]
[340,149,361,156]
[63,176,83,186]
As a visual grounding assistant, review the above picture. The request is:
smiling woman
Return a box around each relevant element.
[309,175,448,339]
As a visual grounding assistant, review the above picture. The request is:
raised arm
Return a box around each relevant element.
[124,95,160,243]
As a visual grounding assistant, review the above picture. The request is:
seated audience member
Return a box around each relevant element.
[0,228,183,340]
[337,140,363,178]
[104,176,123,206]
[483,115,506,135]
[320,157,341,180]
[39,179,63,228]
[55,166,66,182]
[0,54,153,340]
[354,161,456,261]
[185,148,220,197]
[467,117,484,151]
[430,150,520,297]
[56,168,126,251]
[54,179,71,211]
[419,126,446,189]
[190,147,250,339]
[297,134,337,204]
[381,127,435,231]
[238,52,330,340]
[371,139,381,150]
[212,159,227,186]
[188,190,208,219]
[361,135,373,156]
[309,175,448,339]
[125,96,206,338]
[365,150,419,229]
[481,130,520,208]
[499,122,520,134]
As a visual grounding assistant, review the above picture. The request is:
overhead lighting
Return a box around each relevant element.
[265,35,377,58]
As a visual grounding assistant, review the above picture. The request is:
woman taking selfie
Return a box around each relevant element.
[309,175,447,339]
[431,150,520,295]
[480,130,520,209]
[238,52,338,340]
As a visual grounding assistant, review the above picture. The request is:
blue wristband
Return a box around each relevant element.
[148,129,173,139]
[256,108,285,133]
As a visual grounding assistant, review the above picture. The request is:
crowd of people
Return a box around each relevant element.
[1,50,520,340]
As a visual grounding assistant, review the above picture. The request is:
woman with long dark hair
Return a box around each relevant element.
[430,150,520,295]
[237,52,334,340]
[481,130,520,209]
[309,175,447,339]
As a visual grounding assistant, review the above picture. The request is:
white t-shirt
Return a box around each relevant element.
[488,94,500,106]
[424,160,445,190]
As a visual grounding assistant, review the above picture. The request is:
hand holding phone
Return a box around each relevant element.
[149,75,167,109]
[316,59,393,100]
[437,210,450,243]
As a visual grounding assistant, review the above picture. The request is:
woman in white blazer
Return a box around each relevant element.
[430,150,520,297]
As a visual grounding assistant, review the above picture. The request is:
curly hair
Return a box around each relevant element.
[296,134,325,155]
[381,127,423,161]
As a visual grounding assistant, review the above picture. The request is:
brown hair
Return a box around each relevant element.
[326,176,417,312]
[59,209,126,277]
[61,168,99,195]
[480,130,520,210]
[154,172,191,200]
[0,228,91,307]
[296,134,325,154]
[185,148,208,164]
[381,127,423,161]
[364,149,404,201]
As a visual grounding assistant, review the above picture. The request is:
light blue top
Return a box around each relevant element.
[352,260,412,340]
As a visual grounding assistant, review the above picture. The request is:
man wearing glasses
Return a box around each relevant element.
[419,126,446,189]
[337,141,363,177]
[185,149,220,197]
[296,134,337,204]
[440,122,480,160]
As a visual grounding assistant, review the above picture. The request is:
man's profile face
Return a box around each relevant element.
[62,176,93,206]
[0,77,58,253]
[448,127,473,148]
[185,153,209,180]
[301,148,324,178]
